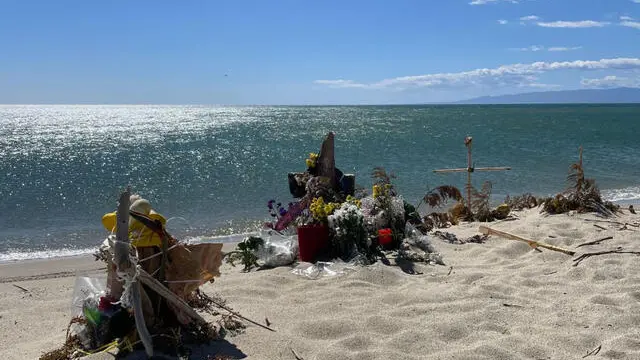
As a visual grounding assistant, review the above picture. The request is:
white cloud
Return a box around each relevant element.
[632,0,640,3]
[498,19,509,24]
[512,45,582,52]
[537,20,609,28]
[581,75,640,88]
[313,80,369,89]
[621,21,640,29]
[470,0,518,5]
[548,46,583,51]
[620,16,635,21]
[513,45,545,51]
[520,15,540,21]
[314,58,640,91]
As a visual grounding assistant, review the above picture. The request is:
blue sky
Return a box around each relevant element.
[1,0,639,104]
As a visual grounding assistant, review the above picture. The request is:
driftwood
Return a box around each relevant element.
[479,226,576,256]
[576,236,614,248]
[113,189,154,357]
[572,247,640,266]
[316,132,336,188]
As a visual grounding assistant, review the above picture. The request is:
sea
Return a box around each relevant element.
[1,104,639,262]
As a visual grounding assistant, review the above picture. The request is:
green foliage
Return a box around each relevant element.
[224,236,264,272]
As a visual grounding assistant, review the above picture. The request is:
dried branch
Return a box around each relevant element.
[576,236,613,248]
[572,247,640,266]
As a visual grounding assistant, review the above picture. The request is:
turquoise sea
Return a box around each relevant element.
[1,104,639,261]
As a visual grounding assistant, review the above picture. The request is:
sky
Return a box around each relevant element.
[1,0,639,104]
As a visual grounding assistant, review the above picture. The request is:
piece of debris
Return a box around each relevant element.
[291,348,305,360]
[573,247,640,267]
[502,303,524,308]
[434,231,488,244]
[582,344,602,358]
[12,284,29,292]
[576,236,613,248]
[629,205,636,214]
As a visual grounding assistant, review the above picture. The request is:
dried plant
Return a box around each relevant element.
[423,185,463,208]
[505,193,540,210]
[470,181,493,222]
[39,317,86,360]
[371,166,396,185]
[39,336,82,360]
[542,147,618,216]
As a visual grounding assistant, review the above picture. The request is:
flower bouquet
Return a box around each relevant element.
[327,200,369,261]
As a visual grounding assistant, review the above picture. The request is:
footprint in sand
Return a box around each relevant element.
[365,315,404,335]
[295,319,356,340]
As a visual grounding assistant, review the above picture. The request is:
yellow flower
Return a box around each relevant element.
[310,197,328,221]
[305,152,318,168]
[346,195,362,208]
[373,185,381,198]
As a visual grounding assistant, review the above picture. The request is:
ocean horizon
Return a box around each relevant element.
[1,104,639,262]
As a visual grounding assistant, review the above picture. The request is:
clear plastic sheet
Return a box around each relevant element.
[291,260,357,280]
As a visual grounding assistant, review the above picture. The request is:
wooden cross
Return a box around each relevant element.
[433,136,511,211]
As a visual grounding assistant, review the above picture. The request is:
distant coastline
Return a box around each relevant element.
[453,87,640,105]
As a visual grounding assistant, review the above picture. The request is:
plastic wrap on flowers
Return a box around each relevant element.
[328,202,372,261]
[390,196,406,223]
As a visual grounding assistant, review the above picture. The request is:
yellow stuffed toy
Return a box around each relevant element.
[101,195,166,248]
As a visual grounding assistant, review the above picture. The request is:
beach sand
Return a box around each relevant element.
[2,208,639,359]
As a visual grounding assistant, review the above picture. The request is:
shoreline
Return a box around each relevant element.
[1,198,637,264]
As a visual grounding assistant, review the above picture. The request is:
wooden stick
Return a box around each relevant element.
[434,166,512,173]
[12,284,29,292]
[593,224,607,230]
[138,269,207,325]
[576,236,613,248]
[114,189,154,357]
[291,348,305,360]
[479,226,576,256]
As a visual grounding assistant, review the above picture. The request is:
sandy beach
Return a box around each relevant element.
[2,208,639,360]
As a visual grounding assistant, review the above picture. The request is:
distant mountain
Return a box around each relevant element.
[454,87,640,104]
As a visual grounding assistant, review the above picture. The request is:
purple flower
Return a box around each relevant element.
[279,208,287,216]
[268,200,275,210]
